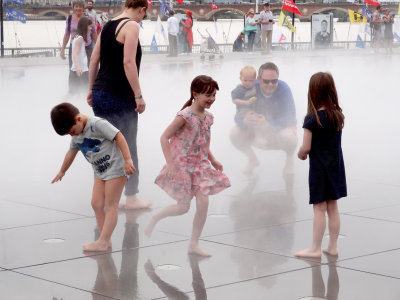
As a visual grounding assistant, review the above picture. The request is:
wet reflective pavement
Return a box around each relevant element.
[1,50,400,299]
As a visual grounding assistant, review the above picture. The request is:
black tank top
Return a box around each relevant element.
[93,18,142,100]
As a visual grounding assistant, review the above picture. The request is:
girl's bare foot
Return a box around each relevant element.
[83,240,110,252]
[188,245,211,257]
[121,195,152,210]
[323,247,338,256]
[294,248,322,258]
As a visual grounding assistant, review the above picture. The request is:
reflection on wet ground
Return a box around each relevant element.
[1,51,400,299]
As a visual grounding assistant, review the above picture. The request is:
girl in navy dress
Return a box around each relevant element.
[295,72,347,258]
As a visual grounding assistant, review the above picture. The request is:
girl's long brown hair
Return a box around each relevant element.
[181,75,219,110]
[76,16,92,43]
[307,72,344,131]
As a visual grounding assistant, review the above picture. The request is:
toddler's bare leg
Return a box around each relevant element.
[277,128,298,175]
[230,126,259,174]
[84,176,126,252]
[144,202,190,238]
[188,193,211,257]
[295,202,327,258]
[323,200,340,256]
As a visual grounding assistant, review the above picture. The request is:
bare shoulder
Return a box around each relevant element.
[124,20,140,31]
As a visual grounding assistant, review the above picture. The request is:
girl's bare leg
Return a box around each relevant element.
[323,200,340,256]
[295,202,327,258]
[188,193,211,257]
[84,176,126,252]
[144,202,190,238]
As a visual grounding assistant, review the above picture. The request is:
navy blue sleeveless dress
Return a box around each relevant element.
[303,110,347,204]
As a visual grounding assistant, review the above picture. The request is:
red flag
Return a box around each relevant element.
[211,2,218,9]
[148,0,152,7]
[176,0,183,4]
[364,0,380,6]
[282,0,303,16]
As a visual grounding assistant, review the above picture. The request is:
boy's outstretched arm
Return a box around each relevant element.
[114,132,135,175]
[52,150,78,183]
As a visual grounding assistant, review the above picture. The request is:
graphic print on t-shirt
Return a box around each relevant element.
[77,138,101,158]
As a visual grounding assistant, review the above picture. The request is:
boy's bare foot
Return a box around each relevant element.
[144,219,156,238]
[242,160,260,174]
[120,194,152,210]
[83,240,110,252]
[188,245,211,257]
[323,247,338,256]
[294,248,322,258]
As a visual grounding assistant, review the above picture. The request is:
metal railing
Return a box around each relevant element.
[2,40,399,58]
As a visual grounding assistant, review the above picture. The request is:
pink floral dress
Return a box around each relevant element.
[155,107,231,202]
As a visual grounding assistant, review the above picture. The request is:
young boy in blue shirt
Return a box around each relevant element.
[51,102,135,252]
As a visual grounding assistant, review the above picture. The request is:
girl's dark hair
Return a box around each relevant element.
[76,16,93,43]
[125,0,149,9]
[181,75,219,110]
[51,103,80,136]
[307,72,344,131]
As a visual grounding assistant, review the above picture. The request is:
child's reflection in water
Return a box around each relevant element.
[90,210,147,299]
[144,255,208,300]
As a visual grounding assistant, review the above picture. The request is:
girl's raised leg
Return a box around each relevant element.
[323,200,340,256]
[295,201,327,258]
[188,192,210,257]
[84,176,126,252]
[144,202,190,238]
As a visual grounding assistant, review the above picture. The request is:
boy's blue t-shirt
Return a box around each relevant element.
[70,116,125,180]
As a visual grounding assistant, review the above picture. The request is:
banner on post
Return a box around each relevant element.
[5,7,27,23]
[348,9,367,24]
[281,0,303,16]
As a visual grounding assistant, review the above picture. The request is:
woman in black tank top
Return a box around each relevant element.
[87,0,152,210]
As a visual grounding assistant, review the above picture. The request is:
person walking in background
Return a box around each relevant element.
[60,1,97,67]
[372,5,383,49]
[87,0,152,210]
[86,0,101,34]
[233,31,245,52]
[70,16,93,98]
[181,10,194,53]
[259,2,274,54]
[60,0,97,96]
[144,75,231,257]
[244,10,258,52]
[383,9,394,54]
[167,10,179,57]
[85,0,97,22]
[294,72,347,258]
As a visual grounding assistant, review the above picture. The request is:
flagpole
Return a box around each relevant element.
[291,0,295,49]
[1,0,4,57]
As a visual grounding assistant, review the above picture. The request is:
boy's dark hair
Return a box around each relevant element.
[51,103,79,136]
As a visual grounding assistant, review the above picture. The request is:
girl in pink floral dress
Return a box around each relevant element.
[145,75,230,257]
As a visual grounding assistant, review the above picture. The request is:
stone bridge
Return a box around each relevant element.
[20,3,398,21]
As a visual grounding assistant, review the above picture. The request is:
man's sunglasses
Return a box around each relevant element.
[262,79,278,85]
